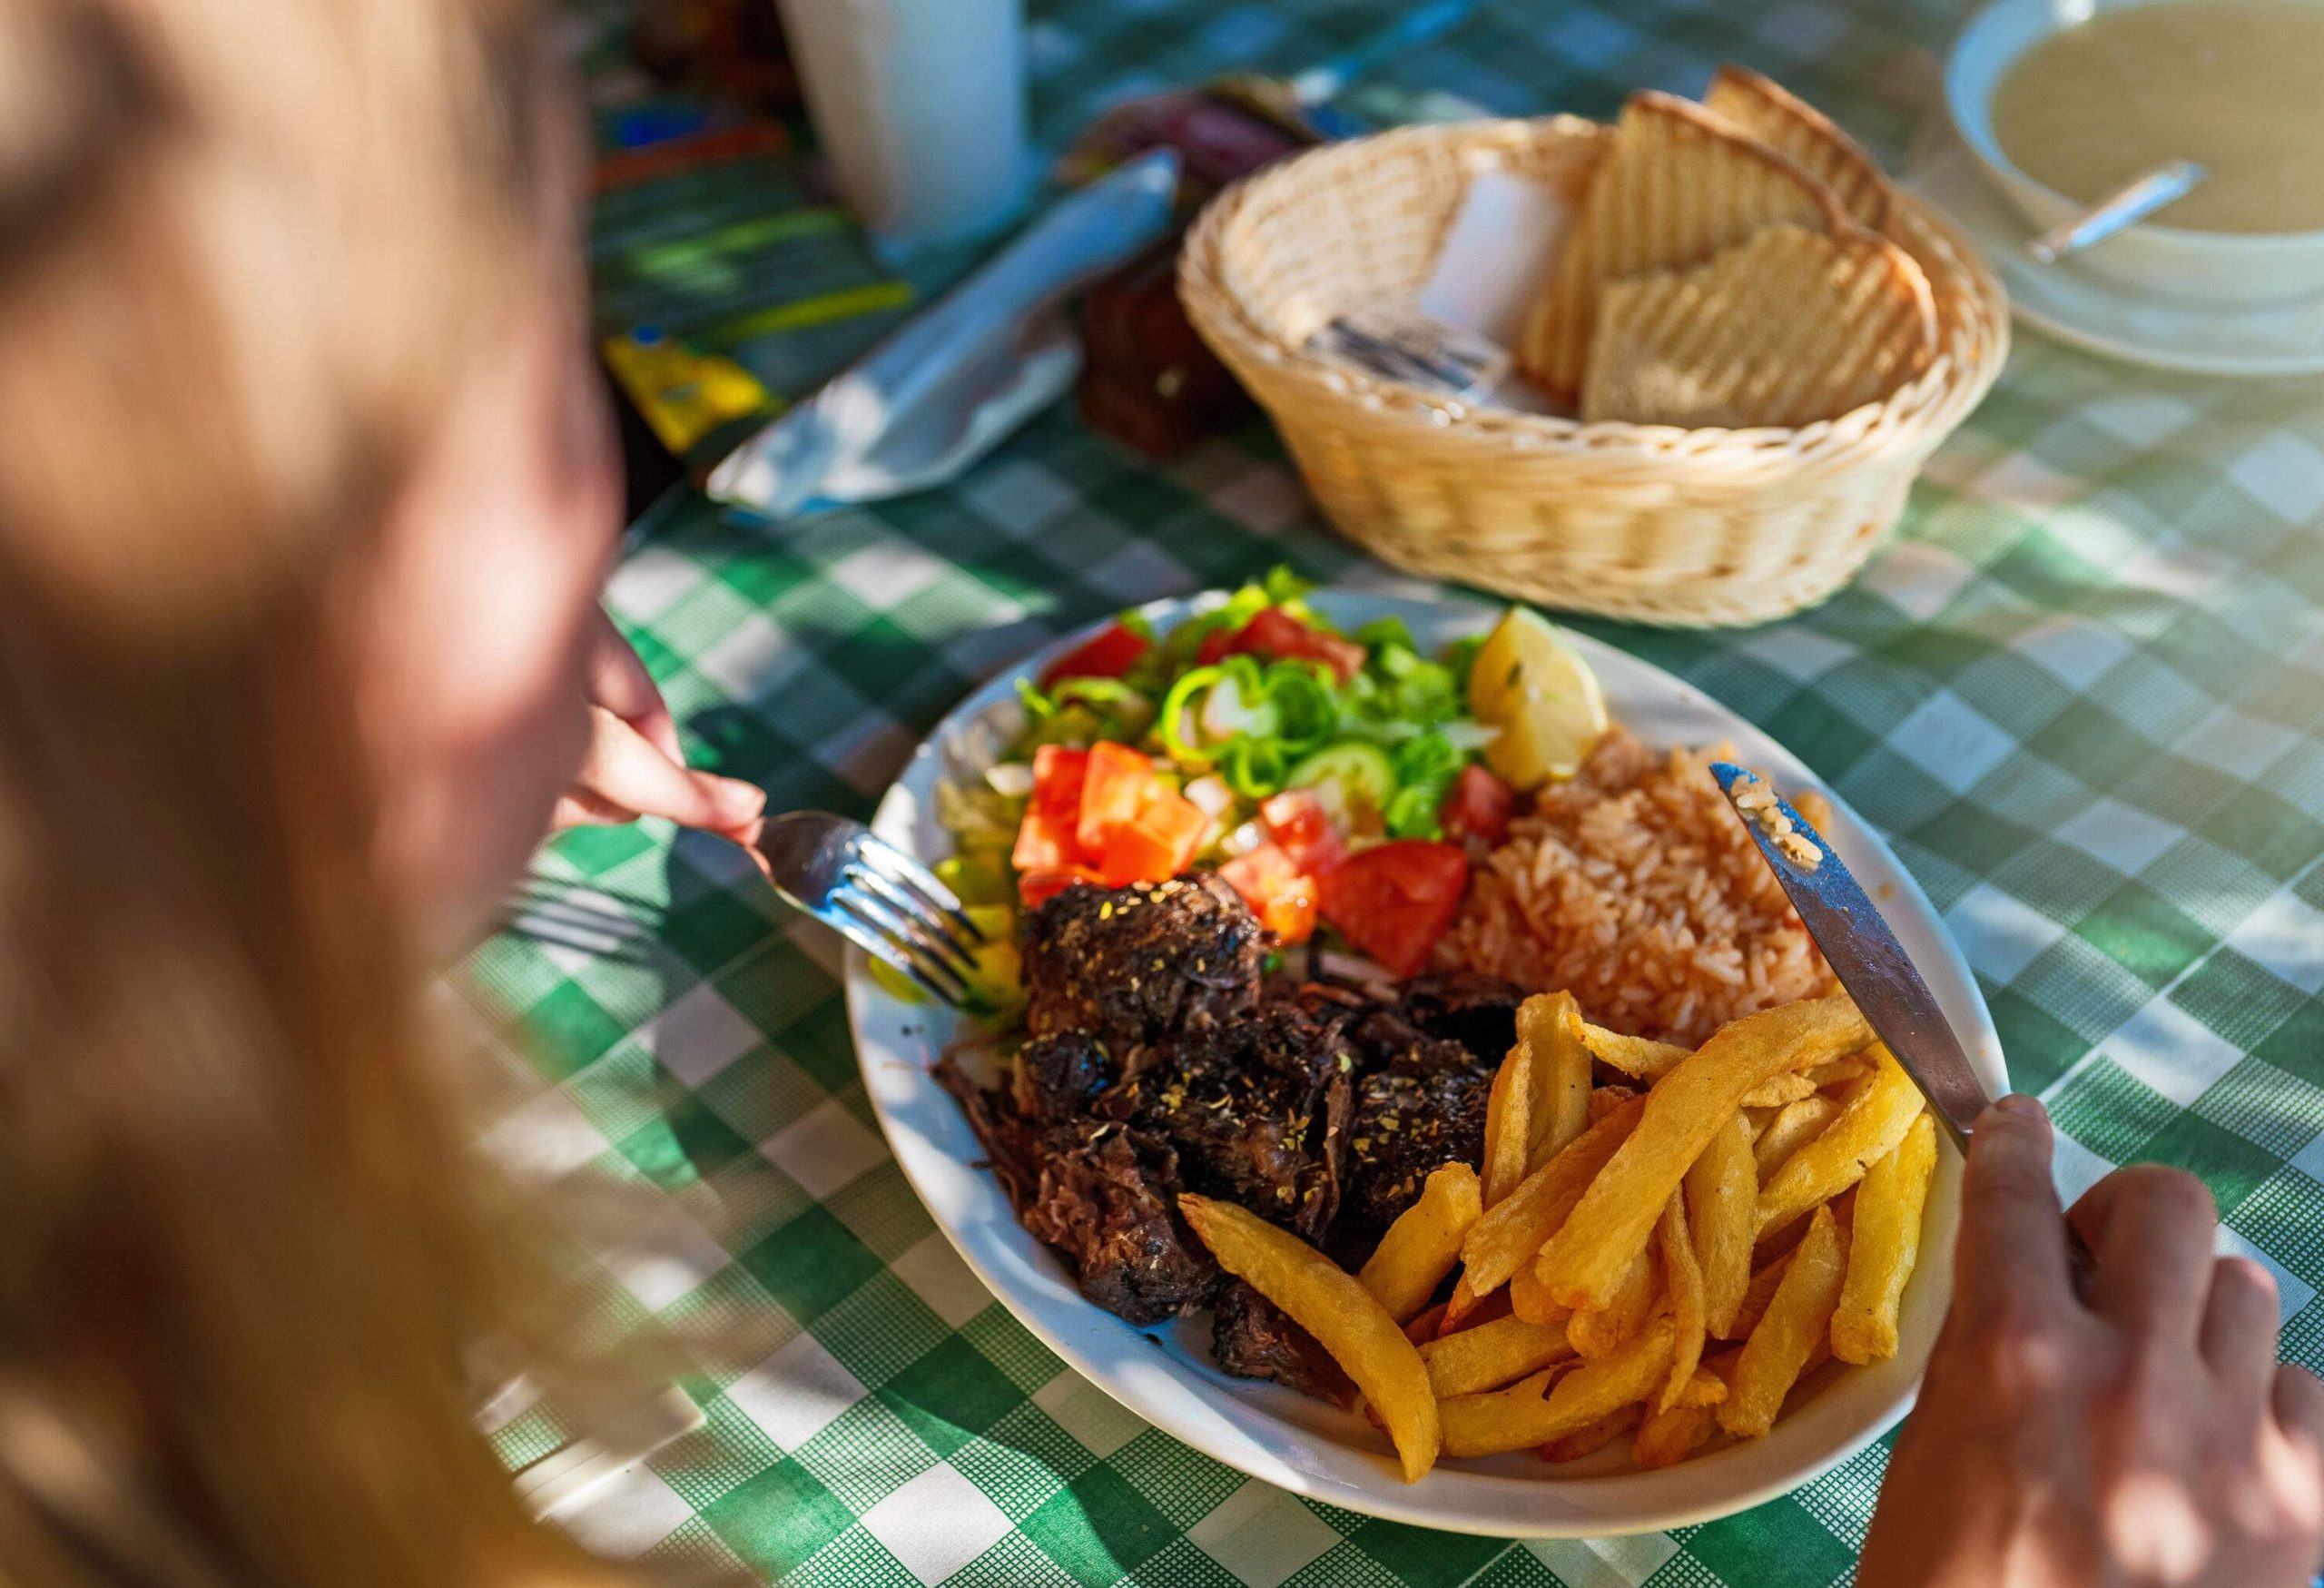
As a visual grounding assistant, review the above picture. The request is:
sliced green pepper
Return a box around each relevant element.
[1158,664,1225,764]
[1220,735,1288,798]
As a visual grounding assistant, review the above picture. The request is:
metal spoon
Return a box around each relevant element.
[2025,158,2208,265]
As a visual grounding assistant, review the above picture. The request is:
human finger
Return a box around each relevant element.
[2201,1256,2283,1404]
[587,607,684,763]
[1954,1095,2073,1318]
[549,786,632,830]
[569,706,765,833]
[2068,1165,2217,1344]
[2273,1365,2324,1475]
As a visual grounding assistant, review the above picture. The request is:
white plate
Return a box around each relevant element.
[1905,124,2324,378]
[846,588,2004,1538]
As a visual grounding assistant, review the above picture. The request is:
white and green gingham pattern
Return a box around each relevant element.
[465,2,2324,1583]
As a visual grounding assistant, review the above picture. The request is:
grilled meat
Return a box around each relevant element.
[1022,873,1267,1056]
[1024,1125,1219,1323]
[940,1054,1217,1323]
[1333,1007,1495,1259]
[1012,1028,1118,1124]
[1126,993,1355,1242]
[1211,1280,1354,1406]
[968,875,1512,1341]
[1397,969,1525,1063]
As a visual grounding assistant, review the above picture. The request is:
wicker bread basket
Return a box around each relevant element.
[1178,118,2009,627]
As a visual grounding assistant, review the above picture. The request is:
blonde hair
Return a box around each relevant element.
[0,1,628,1583]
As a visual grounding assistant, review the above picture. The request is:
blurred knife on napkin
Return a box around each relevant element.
[706,150,1179,519]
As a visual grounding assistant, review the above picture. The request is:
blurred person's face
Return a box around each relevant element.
[356,210,621,956]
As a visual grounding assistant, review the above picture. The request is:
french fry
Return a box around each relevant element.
[1569,1246,1659,1358]
[1179,1195,1440,1482]
[1510,1258,1567,1326]
[1723,1248,1795,1341]
[1687,1110,1758,1338]
[1670,1366,1728,1408]
[1737,1071,1817,1110]
[1752,1094,1839,1179]
[1756,1205,1816,1265]
[1632,1397,1718,1468]
[1576,1021,1689,1082]
[1438,1366,1555,1451]
[1440,1273,1485,1332]
[1720,1204,1846,1438]
[1361,1162,1482,1322]
[1403,1301,1450,1346]
[1443,1285,1512,1335]
[1635,1355,1734,1467]
[1521,992,1593,1168]
[1440,1318,1675,1458]
[1831,1111,1937,1364]
[1482,1041,1535,1208]
[1807,1056,1867,1093]
[1444,1046,1546,1329]
[1462,1096,1646,1297]
[1758,1045,1924,1238]
[1420,1313,1574,1398]
[1588,1083,1640,1123]
[1659,1191,1707,1411]
[1534,997,1871,1311]
[1539,1403,1644,1463]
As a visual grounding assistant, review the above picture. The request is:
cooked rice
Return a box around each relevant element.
[1437,729,1836,1045]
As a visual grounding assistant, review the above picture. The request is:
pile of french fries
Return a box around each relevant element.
[1178,991,1938,1482]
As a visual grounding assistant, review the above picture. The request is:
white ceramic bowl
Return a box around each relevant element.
[1945,0,2324,305]
[846,587,2006,1536]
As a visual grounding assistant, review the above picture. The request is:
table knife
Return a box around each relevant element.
[1710,762,2100,1290]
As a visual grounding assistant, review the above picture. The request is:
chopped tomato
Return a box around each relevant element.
[1041,621,1147,685]
[1218,843,1319,942]
[1012,745,1090,875]
[1016,737,1206,898]
[1441,764,1515,845]
[1259,789,1345,876]
[1019,865,1100,908]
[1217,607,1367,684]
[1029,744,1088,824]
[1010,807,1077,874]
[1076,740,1155,853]
[1317,839,1470,977]
[1096,786,1206,887]
[1194,624,1236,666]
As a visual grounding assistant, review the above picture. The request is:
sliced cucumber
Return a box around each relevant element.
[1285,740,1398,828]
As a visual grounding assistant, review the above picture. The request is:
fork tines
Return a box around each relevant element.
[831,833,984,1006]
[755,811,991,1010]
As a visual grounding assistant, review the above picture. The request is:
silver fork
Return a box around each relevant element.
[753,812,985,1006]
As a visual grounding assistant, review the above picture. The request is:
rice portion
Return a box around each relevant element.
[1437,729,1835,1045]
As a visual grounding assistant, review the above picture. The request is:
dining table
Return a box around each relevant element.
[464,0,2324,1583]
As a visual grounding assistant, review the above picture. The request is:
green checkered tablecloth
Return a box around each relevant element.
[460,1,2324,1582]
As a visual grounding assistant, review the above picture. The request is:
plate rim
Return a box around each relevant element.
[844,585,2004,1537]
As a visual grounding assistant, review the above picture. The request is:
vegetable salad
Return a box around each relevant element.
[936,571,1523,997]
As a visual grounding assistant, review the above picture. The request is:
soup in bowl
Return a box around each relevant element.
[1947,0,2324,304]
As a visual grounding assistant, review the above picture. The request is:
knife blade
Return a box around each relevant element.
[1709,762,1991,1151]
[1712,763,2101,1296]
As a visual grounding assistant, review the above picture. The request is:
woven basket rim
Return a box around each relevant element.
[1179,115,2009,468]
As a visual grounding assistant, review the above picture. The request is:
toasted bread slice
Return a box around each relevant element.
[1704,64,1891,231]
[1517,92,1845,401]
[1580,222,1936,429]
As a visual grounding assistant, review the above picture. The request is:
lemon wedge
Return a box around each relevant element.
[1466,607,1609,788]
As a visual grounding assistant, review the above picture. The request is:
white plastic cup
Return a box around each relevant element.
[776,0,1032,252]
